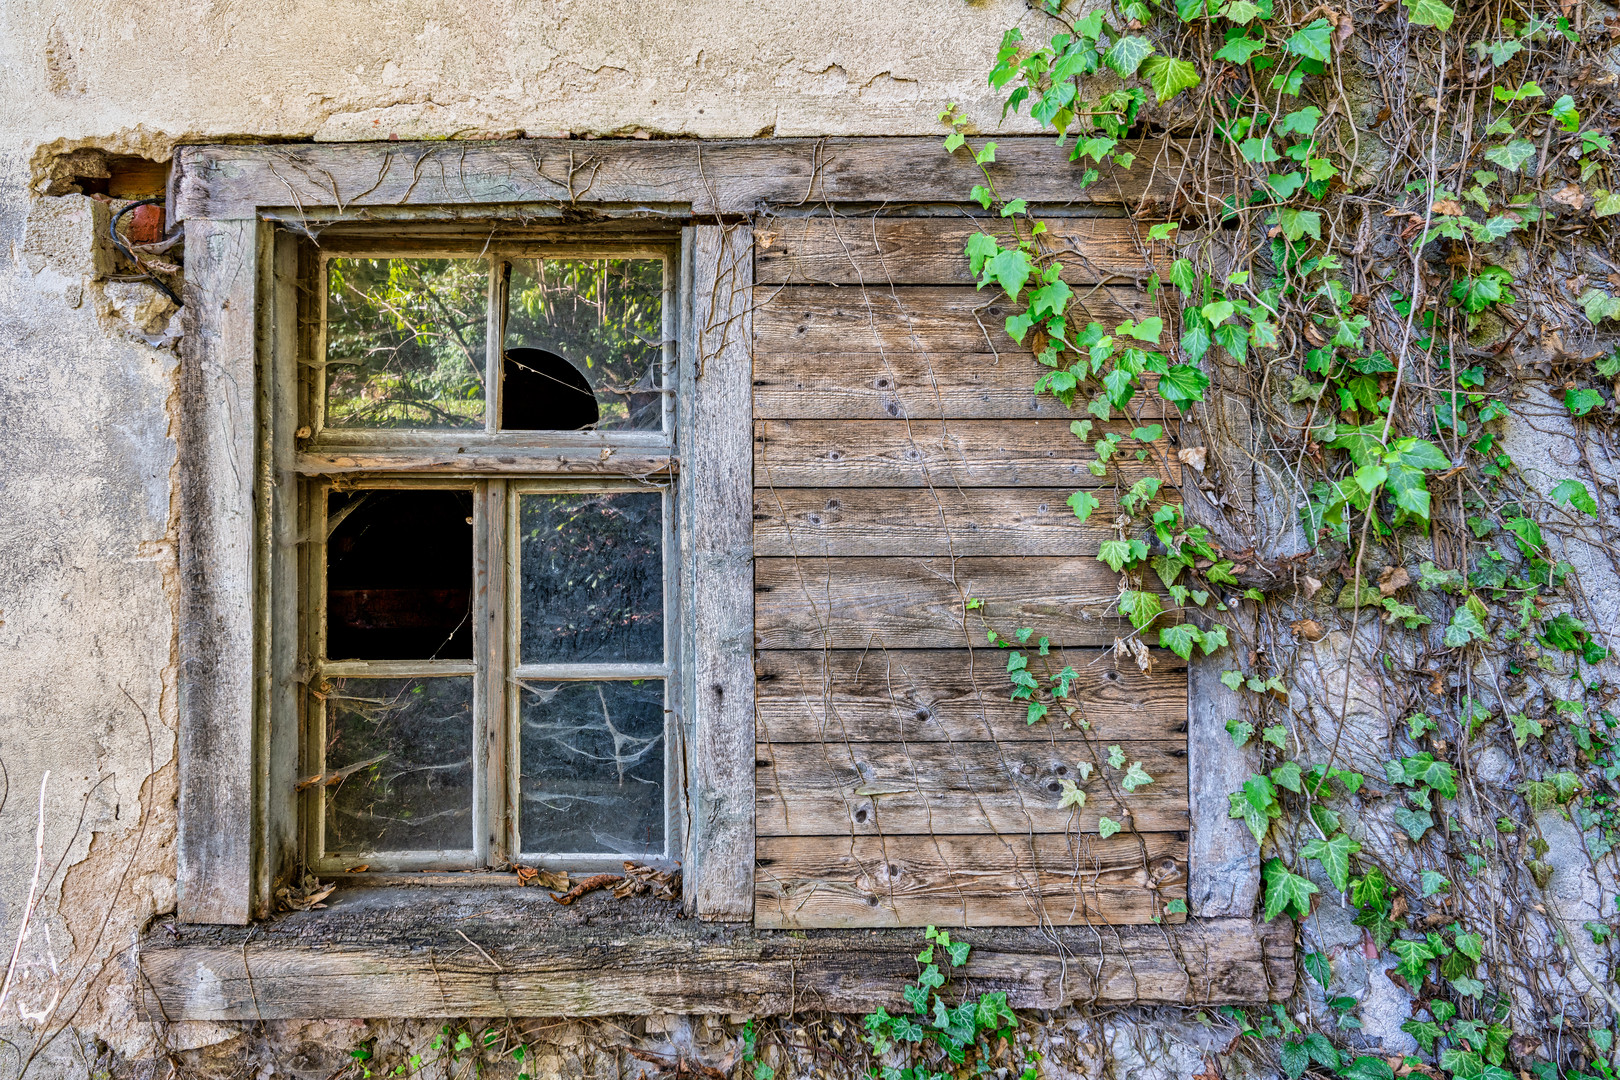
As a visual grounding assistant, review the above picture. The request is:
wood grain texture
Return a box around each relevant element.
[754,556,1151,650]
[754,487,1122,557]
[755,216,1169,286]
[754,649,1186,744]
[295,449,674,477]
[686,224,756,921]
[136,889,1293,1018]
[174,138,1186,220]
[178,217,261,925]
[754,285,1154,356]
[754,419,1178,489]
[755,833,1186,928]
[752,350,1167,421]
[755,741,1188,836]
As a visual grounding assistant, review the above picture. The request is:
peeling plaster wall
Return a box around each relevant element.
[0,1,1047,1073]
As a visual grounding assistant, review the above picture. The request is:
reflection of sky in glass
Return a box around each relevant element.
[519,680,665,856]
[505,259,664,431]
[324,677,474,854]
[325,258,487,429]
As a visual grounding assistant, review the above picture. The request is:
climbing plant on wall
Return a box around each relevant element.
[942,0,1620,1076]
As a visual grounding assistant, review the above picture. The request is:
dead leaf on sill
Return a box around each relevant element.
[553,873,624,905]
[276,872,337,912]
[512,864,572,892]
[615,862,681,901]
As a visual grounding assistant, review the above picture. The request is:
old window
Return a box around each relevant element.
[301,246,683,875]
[159,141,1288,1025]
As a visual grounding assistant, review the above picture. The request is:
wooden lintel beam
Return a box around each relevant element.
[172,138,1189,221]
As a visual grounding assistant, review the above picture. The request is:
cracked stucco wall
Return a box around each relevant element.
[0,1,1051,1073]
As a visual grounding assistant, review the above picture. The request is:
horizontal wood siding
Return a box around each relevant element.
[754,217,1170,286]
[753,218,1187,929]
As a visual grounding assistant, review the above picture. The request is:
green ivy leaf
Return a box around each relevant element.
[1261,857,1319,920]
[1551,478,1599,515]
[1301,832,1361,892]
[1139,55,1202,103]
[1158,364,1211,408]
[1566,387,1606,415]
[1230,774,1280,845]
[1303,951,1331,987]
[979,248,1034,301]
[1170,258,1198,296]
[1284,19,1334,61]
[1119,590,1163,630]
[1403,0,1455,29]
[1214,35,1268,64]
[1117,316,1165,343]
[1104,35,1156,77]
[1097,816,1122,838]
[1443,603,1488,647]
[1158,623,1200,661]
[1483,139,1536,173]
[1392,806,1434,841]
[1066,489,1100,523]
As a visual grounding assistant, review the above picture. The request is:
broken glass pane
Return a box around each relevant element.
[504,258,664,431]
[324,676,474,856]
[326,489,473,661]
[519,679,665,856]
[518,491,663,665]
[325,258,488,429]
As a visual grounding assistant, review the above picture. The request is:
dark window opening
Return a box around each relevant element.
[500,347,600,431]
[326,489,474,660]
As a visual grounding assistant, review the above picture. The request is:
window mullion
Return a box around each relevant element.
[482,478,510,868]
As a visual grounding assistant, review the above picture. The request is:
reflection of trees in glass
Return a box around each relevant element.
[326,259,488,429]
[324,676,475,854]
[505,259,664,430]
[519,491,664,665]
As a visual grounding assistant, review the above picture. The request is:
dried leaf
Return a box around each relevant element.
[552,873,623,905]
[1430,199,1464,216]
[1177,445,1208,471]
[1551,184,1585,210]
[512,864,572,891]
[295,752,388,792]
[1378,565,1412,596]
[1291,618,1326,642]
[1302,574,1323,600]
[276,873,337,912]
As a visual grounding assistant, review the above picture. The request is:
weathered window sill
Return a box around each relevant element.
[138,885,1292,1020]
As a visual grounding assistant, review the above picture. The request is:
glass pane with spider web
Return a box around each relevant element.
[323,676,474,856]
[518,679,666,857]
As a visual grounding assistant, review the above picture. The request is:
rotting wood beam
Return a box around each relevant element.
[172,138,1191,221]
[136,888,1292,1020]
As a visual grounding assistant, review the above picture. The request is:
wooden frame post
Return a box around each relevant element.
[178,217,262,924]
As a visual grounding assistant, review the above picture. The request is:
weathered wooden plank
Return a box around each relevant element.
[136,890,1293,1017]
[178,218,261,926]
[296,449,674,477]
[754,649,1186,744]
[756,833,1185,928]
[684,224,756,922]
[754,285,1154,356]
[754,217,1170,286]
[754,419,1177,489]
[174,138,1186,221]
[754,487,1126,557]
[755,556,1155,650]
[752,350,1167,421]
[755,741,1187,836]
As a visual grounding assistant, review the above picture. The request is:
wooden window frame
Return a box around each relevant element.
[160,137,1286,1019]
